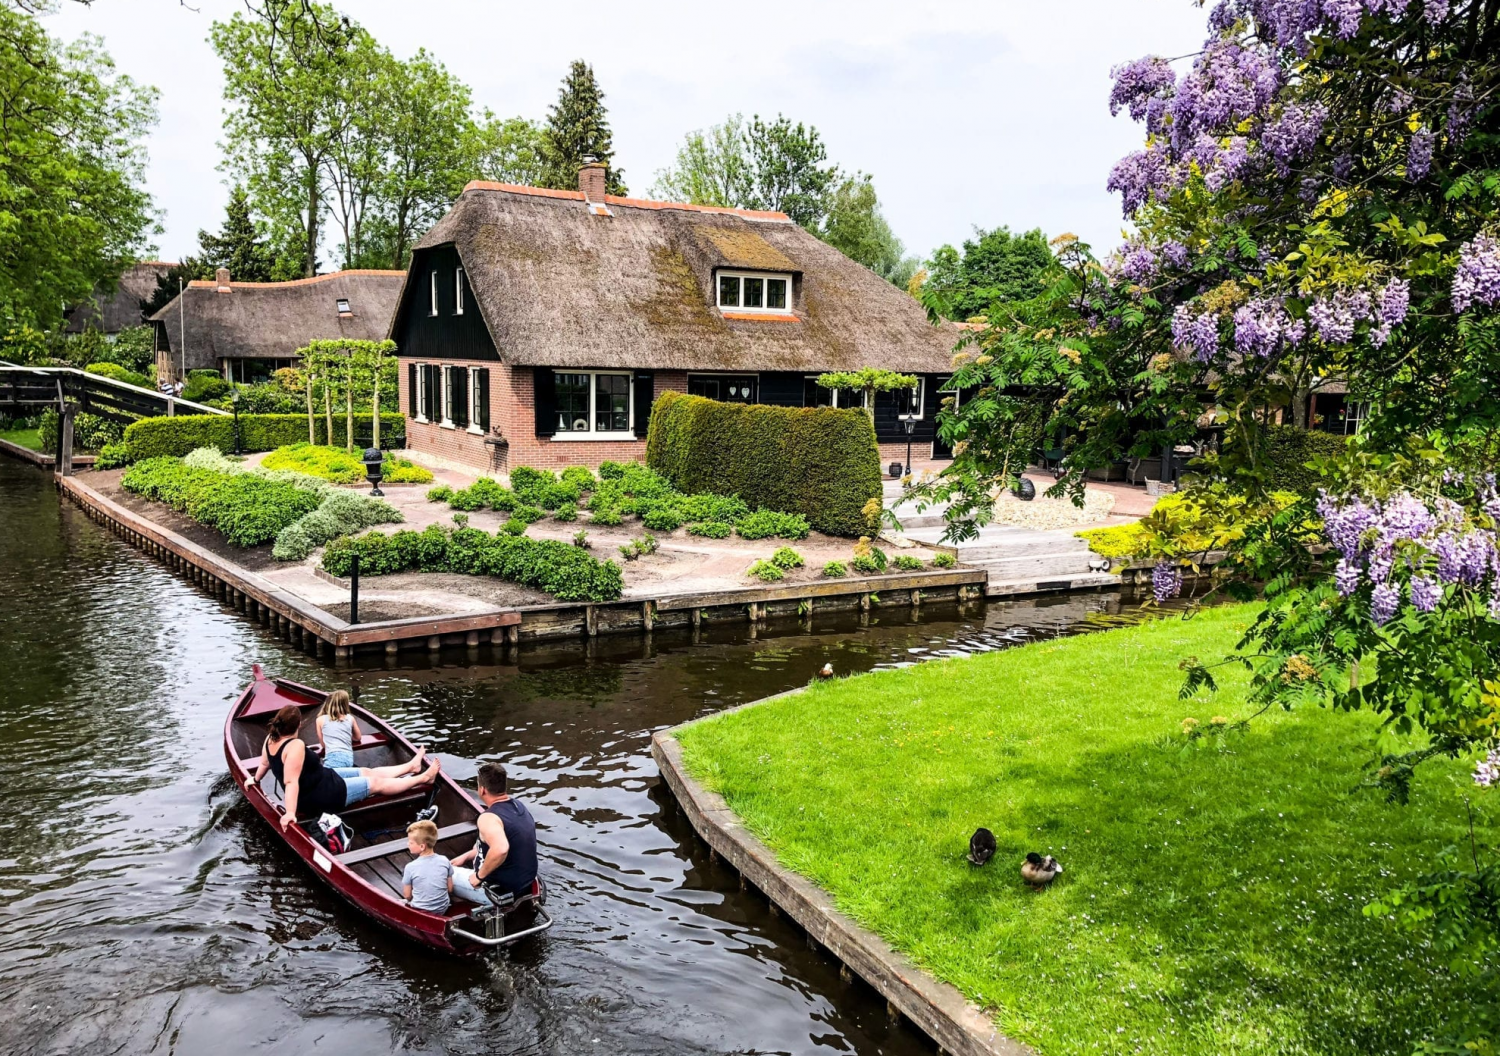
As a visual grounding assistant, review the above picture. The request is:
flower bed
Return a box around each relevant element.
[261,442,433,485]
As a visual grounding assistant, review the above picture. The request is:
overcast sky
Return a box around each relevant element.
[50,0,1208,268]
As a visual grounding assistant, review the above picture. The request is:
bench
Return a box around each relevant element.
[237,732,391,771]
[336,822,477,866]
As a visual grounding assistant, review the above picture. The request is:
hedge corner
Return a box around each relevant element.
[644,391,880,537]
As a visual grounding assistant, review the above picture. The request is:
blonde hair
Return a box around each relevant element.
[321,689,351,722]
[407,820,438,850]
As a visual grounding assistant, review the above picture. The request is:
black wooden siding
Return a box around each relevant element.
[393,245,499,362]
[749,371,946,444]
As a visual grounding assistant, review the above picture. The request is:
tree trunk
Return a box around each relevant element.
[1291,385,1310,429]
[306,367,315,444]
[345,362,354,453]
[371,366,381,449]
[324,376,334,445]
[305,163,320,279]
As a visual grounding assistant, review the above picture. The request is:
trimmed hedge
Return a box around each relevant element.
[120,413,406,461]
[121,457,321,547]
[322,525,623,602]
[85,362,151,389]
[645,392,881,537]
[1262,425,1348,493]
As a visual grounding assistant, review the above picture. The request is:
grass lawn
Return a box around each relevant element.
[677,604,1493,1056]
[0,427,44,452]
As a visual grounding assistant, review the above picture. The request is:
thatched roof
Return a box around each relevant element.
[150,270,404,367]
[64,261,176,334]
[392,182,959,373]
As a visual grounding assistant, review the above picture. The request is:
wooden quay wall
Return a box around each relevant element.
[57,473,989,659]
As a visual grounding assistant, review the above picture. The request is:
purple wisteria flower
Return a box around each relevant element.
[1410,575,1441,612]
[1109,56,1177,120]
[1448,81,1475,144]
[1475,749,1500,788]
[1262,102,1328,173]
[1308,289,1374,344]
[1370,581,1401,624]
[1386,88,1414,114]
[1233,297,1298,357]
[1423,0,1450,22]
[1152,561,1183,602]
[1122,246,1158,283]
[1172,304,1220,360]
[1107,145,1174,216]
[1335,557,1362,595]
[1322,0,1365,38]
[1162,240,1190,268]
[1407,129,1435,180]
[1433,529,1496,587]
[1452,233,1500,313]
[1378,279,1410,326]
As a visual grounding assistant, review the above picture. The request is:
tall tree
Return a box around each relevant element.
[470,114,548,187]
[197,185,275,281]
[0,6,157,330]
[922,227,1054,321]
[538,60,626,195]
[649,114,752,207]
[744,115,839,229]
[212,2,372,278]
[818,174,919,287]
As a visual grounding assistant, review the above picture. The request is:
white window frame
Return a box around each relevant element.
[1344,400,1371,435]
[429,271,438,317]
[414,365,429,423]
[335,297,351,315]
[455,267,465,315]
[468,366,485,434]
[803,375,867,409]
[687,372,760,403]
[716,270,793,314]
[895,378,925,420]
[550,370,635,441]
[439,365,456,428]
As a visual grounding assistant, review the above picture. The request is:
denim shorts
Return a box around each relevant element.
[324,751,354,769]
[333,767,370,807]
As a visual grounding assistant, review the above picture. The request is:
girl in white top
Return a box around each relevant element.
[317,689,362,769]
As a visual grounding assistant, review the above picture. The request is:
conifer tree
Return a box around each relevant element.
[197,185,275,282]
[539,60,626,195]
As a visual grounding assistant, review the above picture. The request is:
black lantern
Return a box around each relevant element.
[230,390,242,456]
[1014,477,1036,501]
[889,461,903,478]
[900,416,917,481]
[362,446,385,496]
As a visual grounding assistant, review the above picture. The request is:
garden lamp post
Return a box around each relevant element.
[361,447,384,497]
[901,416,917,481]
[231,390,242,456]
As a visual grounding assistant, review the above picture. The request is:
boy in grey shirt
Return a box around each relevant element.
[401,819,454,913]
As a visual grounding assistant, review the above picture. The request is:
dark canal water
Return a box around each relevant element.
[0,457,1148,1056]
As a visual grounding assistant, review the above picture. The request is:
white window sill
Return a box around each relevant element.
[439,420,455,430]
[414,416,428,424]
[466,424,484,435]
[548,432,639,442]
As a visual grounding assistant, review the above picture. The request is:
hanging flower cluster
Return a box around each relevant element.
[1152,561,1184,601]
[1452,233,1500,313]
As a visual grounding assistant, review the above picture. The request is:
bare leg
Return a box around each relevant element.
[359,747,425,780]
[364,757,441,797]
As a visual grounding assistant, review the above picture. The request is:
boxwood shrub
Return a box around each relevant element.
[121,456,321,547]
[322,525,623,602]
[120,413,406,461]
[645,391,880,537]
[1262,425,1348,493]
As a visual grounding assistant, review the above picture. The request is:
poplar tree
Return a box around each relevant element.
[538,60,626,195]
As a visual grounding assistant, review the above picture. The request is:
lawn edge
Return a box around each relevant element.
[653,711,1033,1056]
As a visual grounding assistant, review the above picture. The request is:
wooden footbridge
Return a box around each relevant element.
[0,363,227,472]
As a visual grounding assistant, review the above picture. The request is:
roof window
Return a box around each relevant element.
[336,298,351,316]
[717,271,791,314]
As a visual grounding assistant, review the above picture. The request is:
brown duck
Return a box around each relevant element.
[1021,852,1063,888]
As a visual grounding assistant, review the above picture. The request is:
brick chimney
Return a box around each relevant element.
[578,162,607,203]
[215,267,231,292]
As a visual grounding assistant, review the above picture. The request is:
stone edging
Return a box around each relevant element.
[652,704,1032,1056]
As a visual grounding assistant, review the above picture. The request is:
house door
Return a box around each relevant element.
[932,378,972,460]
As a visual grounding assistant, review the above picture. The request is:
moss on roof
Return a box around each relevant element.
[693,224,798,272]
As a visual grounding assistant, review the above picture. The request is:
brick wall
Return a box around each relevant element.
[398,359,690,476]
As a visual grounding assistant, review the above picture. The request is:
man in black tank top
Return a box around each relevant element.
[452,762,538,903]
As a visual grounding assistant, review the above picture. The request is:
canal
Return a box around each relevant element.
[0,457,1148,1056]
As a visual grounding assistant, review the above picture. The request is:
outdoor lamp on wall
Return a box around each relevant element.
[230,390,242,456]
[362,447,385,497]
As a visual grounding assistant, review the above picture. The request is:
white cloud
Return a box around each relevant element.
[49,0,1208,265]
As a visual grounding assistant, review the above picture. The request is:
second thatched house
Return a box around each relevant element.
[387,164,959,474]
[149,268,405,385]
[63,261,177,335]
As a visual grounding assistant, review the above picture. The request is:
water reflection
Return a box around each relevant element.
[0,458,1158,1055]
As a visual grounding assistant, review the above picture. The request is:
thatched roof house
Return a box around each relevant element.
[390,164,960,474]
[149,268,404,383]
[63,261,176,334]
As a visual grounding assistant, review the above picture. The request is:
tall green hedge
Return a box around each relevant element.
[645,392,880,537]
[1262,425,1348,493]
[121,413,406,461]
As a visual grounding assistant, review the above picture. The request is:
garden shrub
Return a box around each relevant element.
[122,456,321,547]
[770,546,804,570]
[735,508,811,541]
[598,460,627,480]
[642,507,682,532]
[448,477,508,511]
[182,370,232,404]
[1075,487,1302,561]
[1262,425,1348,493]
[206,383,302,415]
[39,407,122,452]
[490,488,518,512]
[426,484,454,503]
[645,391,881,536]
[1077,522,1150,559]
[853,537,888,570]
[85,361,151,389]
[822,560,848,577]
[262,443,366,484]
[513,504,545,524]
[687,521,732,538]
[501,518,527,536]
[120,413,406,461]
[95,441,133,469]
[931,552,957,569]
[892,555,925,571]
[381,456,432,483]
[851,553,881,575]
[554,502,577,522]
[561,466,595,492]
[272,490,402,561]
[747,559,784,582]
[321,526,623,602]
[590,507,622,526]
[509,465,581,510]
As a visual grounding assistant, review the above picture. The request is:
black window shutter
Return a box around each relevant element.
[421,364,435,419]
[534,367,557,437]
[633,371,655,438]
[408,362,417,417]
[476,368,490,431]
[454,369,469,428]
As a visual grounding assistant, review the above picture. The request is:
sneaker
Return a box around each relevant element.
[414,805,438,824]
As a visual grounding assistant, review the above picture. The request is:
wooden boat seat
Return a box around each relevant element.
[336,822,477,866]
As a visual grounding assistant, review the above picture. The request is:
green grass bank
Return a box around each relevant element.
[676,604,1491,1056]
[0,427,44,452]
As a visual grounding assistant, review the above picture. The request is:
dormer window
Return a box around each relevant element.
[717,271,791,314]
[455,267,464,315]
[336,297,351,316]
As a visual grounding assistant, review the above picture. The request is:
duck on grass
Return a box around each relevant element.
[675,604,1495,1056]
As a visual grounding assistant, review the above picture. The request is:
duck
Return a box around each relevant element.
[967,827,996,866]
[815,663,835,680]
[1021,852,1063,888]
